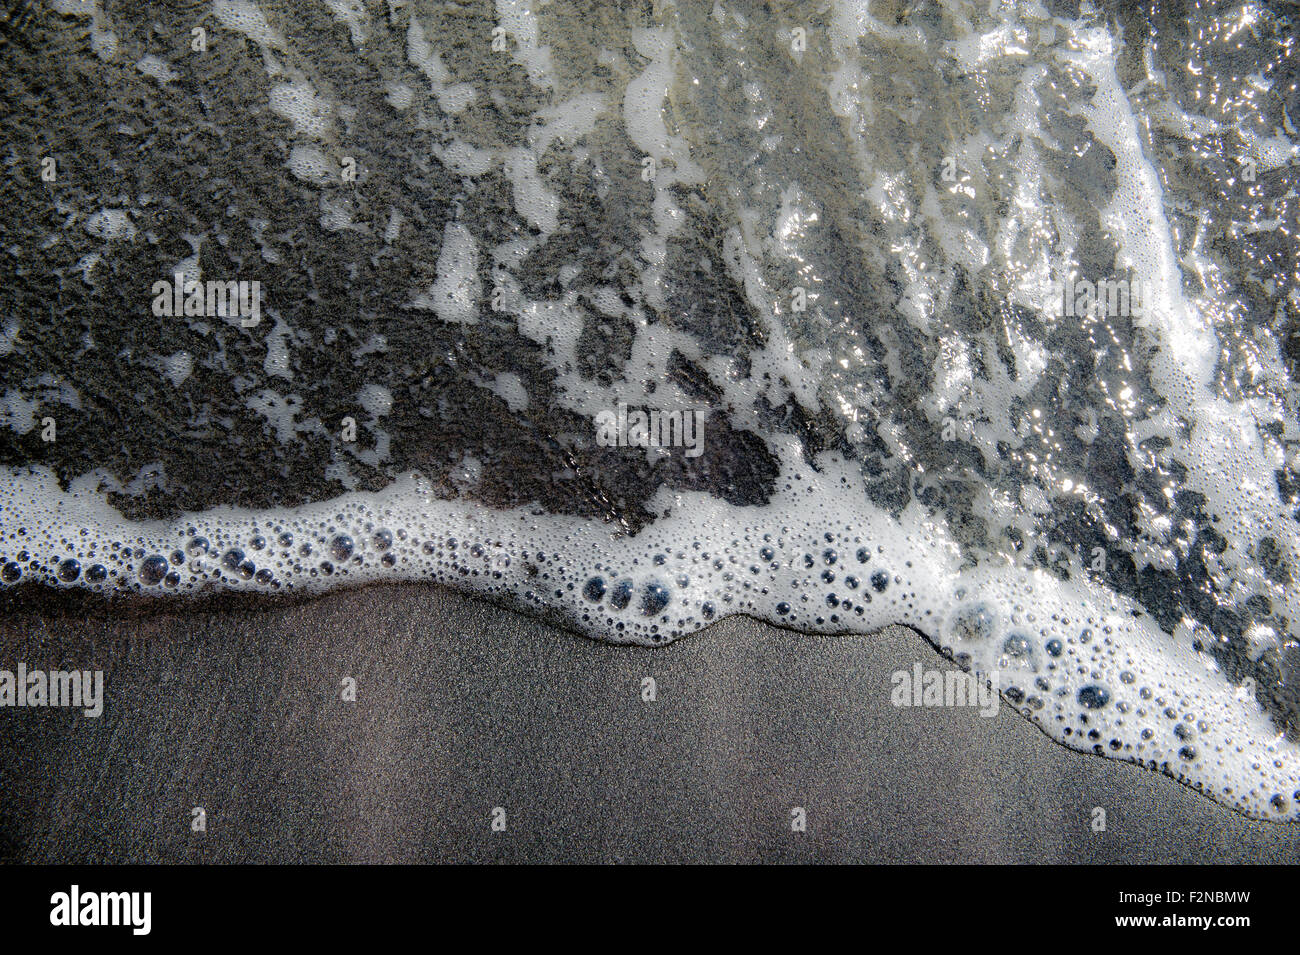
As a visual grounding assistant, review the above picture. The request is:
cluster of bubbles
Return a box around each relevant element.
[2,454,1297,819]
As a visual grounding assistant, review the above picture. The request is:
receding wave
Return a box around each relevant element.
[2,0,1300,818]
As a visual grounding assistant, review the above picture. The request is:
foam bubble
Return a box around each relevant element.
[13,0,1300,823]
[4,439,1297,816]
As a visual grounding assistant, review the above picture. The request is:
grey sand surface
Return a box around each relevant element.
[0,584,1296,863]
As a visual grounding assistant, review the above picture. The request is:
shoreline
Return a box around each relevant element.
[1,580,1296,863]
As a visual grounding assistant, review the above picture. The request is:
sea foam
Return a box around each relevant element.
[5,0,1300,818]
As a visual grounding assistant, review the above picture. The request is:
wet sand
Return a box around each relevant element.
[0,583,1297,863]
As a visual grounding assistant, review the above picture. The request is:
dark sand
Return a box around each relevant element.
[0,583,1297,863]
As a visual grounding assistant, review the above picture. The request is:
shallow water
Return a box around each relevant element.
[2,0,1299,818]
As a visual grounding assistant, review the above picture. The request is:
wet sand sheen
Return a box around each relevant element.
[0,584,1295,863]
